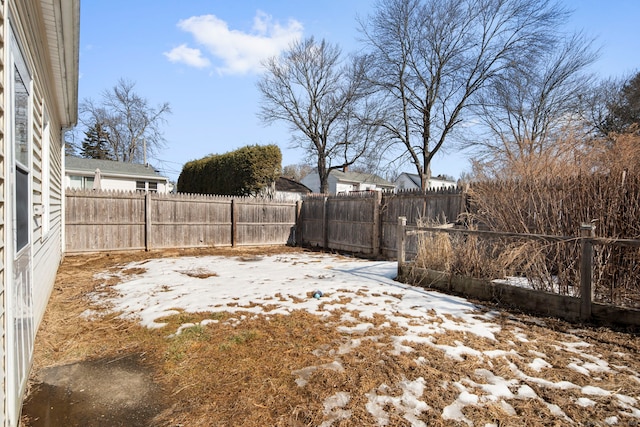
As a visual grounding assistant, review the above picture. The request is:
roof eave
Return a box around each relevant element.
[43,0,80,128]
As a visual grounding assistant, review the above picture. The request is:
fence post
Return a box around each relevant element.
[323,196,329,250]
[580,223,595,321]
[144,192,152,251]
[231,199,237,247]
[295,200,302,246]
[397,216,407,277]
[372,191,382,257]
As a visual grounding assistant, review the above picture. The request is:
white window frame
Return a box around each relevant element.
[41,107,51,238]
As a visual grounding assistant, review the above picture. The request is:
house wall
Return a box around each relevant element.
[0,2,6,425]
[2,1,77,425]
[335,180,360,193]
[65,173,170,193]
[396,173,457,191]
[302,173,391,194]
[428,177,457,190]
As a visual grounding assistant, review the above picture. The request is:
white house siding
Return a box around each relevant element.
[65,174,169,193]
[395,173,457,191]
[0,1,6,424]
[2,0,78,425]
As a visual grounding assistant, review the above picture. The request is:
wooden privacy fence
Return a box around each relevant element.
[65,190,299,253]
[299,189,465,257]
[396,218,640,327]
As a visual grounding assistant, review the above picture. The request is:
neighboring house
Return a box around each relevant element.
[273,177,311,201]
[0,1,80,425]
[395,172,457,191]
[301,169,395,194]
[65,157,171,193]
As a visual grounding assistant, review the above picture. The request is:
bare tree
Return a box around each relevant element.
[282,163,314,181]
[258,37,382,194]
[465,32,598,174]
[360,0,568,190]
[79,78,171,163]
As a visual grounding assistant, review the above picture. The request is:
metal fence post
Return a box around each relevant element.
[397,216,407,276]
[580,223,596,321]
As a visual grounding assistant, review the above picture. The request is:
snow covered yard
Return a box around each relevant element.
[78,250,640,426]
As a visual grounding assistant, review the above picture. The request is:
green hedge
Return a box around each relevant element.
[177,144,282,196]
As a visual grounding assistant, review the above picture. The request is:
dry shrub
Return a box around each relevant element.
[415,231,453,272]
[407,132,640,304]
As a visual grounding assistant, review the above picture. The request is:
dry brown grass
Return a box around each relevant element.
[23,247,640,426]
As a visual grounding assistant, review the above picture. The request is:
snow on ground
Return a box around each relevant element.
[88,252,640,426]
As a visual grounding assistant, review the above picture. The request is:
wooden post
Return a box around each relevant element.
[231,199,237,247]
[397,216,407,276]
[372,191,382,257]
[323,196,329,250]
[295,200,302,246]
[145,192,152,251]
[580,223,596,321]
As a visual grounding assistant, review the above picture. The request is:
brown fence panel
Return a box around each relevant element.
[235,199,297,246]
[65,190,146,252]
[149,193,232,249]
[66,190,298,253]
[326,193,379,255]
[300,195,326,247]
[381,190,464,258]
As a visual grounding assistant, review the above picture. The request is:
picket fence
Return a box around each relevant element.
[65,188,465,255]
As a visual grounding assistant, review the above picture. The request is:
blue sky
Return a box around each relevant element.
[77,0,640,182]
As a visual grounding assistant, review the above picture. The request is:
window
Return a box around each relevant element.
[68,175,94,190]
[136,181,158,192]
[14,62,30,252]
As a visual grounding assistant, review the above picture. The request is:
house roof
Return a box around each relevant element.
[402,173,422,187]
[331,170,395,188]
[275,177,311,193]
[65,157,169,181]
[399,172,457,186]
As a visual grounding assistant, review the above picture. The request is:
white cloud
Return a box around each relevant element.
[163,44,211,69]
[168,10,303,75]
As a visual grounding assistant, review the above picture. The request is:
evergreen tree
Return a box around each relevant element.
[604,72,640,134]
[80,122,113,160]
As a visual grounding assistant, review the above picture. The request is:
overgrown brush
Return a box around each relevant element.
[414,132,640,307]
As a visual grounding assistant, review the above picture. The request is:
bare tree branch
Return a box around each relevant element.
[258,37,381,193]
[79,78,171,163]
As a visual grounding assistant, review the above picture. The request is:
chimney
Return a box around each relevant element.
[343,165,348,172]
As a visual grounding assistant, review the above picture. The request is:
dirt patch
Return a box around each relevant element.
[22,354,162,427]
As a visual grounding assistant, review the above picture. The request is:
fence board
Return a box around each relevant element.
[299,190,465,257]
[65,190,297,252]
[381,190,464,258]
[326,193,378,254]
[65,190,146,252]
[149,193,232,249]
